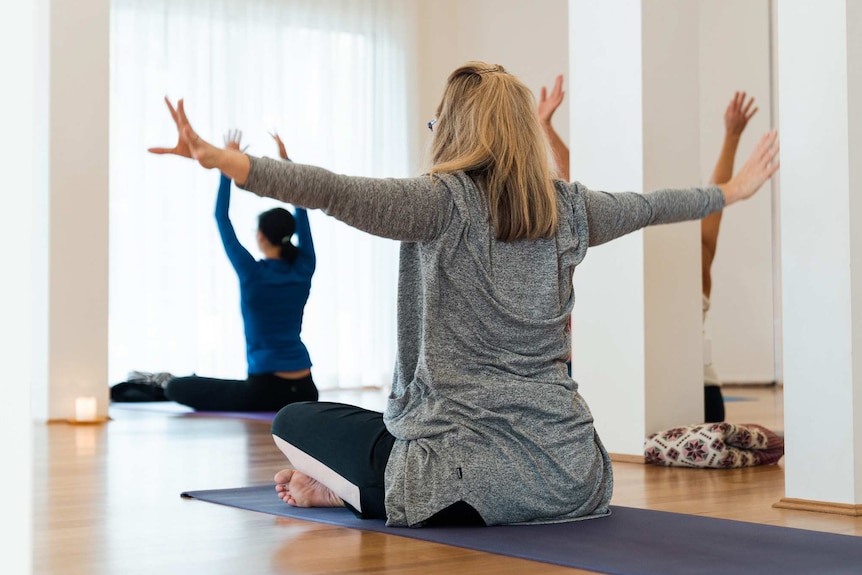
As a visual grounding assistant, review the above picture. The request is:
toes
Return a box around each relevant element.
[274,468,294,484]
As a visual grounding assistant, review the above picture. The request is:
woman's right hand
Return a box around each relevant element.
[537,74,565,126]
[724,91,758,139]
[269,130,289,160]
[149,97,222,169]
[721,130,779,205]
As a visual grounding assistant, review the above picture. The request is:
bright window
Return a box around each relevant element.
[109,0,415,389]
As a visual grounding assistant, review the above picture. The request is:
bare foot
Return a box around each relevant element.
[274,469,345,508]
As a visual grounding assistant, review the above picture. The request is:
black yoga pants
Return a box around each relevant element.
[704,384,726,423]
[165,372,318,411]
[271,401,484,525]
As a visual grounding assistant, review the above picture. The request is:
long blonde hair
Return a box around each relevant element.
[429,62,558,242]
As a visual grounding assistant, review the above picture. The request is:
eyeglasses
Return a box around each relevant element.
[427,118,437,132]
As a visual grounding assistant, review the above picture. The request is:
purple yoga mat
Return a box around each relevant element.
[111,402,277,421]
[181,484,862,575]
[184,410,277,422]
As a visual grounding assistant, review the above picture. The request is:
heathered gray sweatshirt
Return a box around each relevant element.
[240,157,725,527]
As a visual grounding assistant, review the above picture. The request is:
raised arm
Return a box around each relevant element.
[148,98,451,242]
[538,74,570,181]
[292,207,315,271]
[702,92,758,298]
[214,130,256,275]
[272,133,315,268]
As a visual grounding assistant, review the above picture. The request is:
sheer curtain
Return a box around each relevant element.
[109,0,417,389]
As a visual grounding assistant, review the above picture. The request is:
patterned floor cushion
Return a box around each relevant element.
[644,422,784,468]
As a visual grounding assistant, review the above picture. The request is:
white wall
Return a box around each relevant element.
[0,0,41,568]
[699,0,777,385]
[415,0,569,174]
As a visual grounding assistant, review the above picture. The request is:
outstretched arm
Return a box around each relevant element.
[584,128,778,247]
[702,92,758,298]
[149,98,451,242]
[538,74,570,181]
[238,158,451,242]
[583,184,726,247]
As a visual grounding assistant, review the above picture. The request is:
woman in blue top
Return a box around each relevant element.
[165,129,318,411]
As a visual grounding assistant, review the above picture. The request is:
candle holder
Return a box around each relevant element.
[67,396,108,425]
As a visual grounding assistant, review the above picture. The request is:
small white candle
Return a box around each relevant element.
[75,396,97,422]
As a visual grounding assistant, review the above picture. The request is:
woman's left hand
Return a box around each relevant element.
[223,129,249,152]
[149,97,222,169]
[722,130,779,205]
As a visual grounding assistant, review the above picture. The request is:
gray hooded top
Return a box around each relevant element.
[239,157,724,527]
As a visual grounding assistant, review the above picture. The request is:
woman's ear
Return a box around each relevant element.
[256,229,268,248]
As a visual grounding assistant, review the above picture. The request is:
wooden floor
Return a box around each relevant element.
[33,385,862,575]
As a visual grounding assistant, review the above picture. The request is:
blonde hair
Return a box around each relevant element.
[429,61,558,242]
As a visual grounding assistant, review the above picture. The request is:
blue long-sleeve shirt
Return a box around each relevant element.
[215,173,315,374]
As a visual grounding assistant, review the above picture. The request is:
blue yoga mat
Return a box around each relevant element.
[185,410,276,422]
[723,396,756,403]
[181,484,862,575]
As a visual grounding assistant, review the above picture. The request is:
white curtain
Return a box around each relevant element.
[109,0,417,389]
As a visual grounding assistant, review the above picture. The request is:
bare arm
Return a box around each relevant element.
[702,92,758,298]
[544,122,570,181]
[538,74,570,180]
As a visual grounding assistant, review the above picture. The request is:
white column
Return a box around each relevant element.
[776,0,862,513]
[568,0,703,457]
[0,0,45,567]
[20,0,110,423]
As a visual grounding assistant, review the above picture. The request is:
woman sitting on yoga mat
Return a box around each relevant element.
[163,129,319,412]
[150,61,779,526]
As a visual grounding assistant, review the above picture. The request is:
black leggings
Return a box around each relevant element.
[704,384,725,423]
[271,401,485,526]
[165,372,318,412]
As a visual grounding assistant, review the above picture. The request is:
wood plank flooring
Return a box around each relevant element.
[32,385,862,574]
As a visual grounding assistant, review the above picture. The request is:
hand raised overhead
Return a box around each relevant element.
[537,74,565,125]
[269,130,290,160]
[724,91,758,138]
[223,128,249,152]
